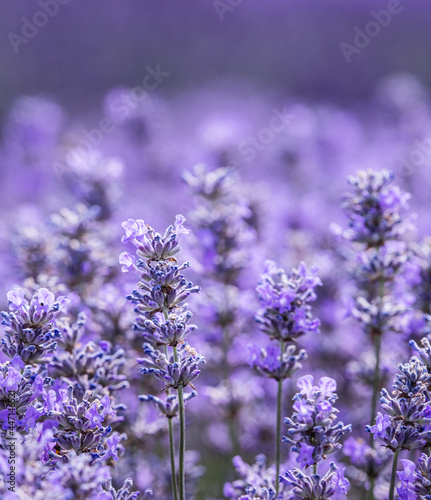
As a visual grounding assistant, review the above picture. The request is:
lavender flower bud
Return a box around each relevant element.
[280,461,350,499]
[248,343,307,381]
[48,340,129,401]
[283,375,352,466]
[1,288,68,363]
[223,454,280,499]
[255,261,321,343]
[140,344,205,391]
[341,169,411,246]
[139,392,197,419]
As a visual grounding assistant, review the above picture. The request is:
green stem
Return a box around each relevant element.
[370,277,385,436]
[228,410,240,456]
[275,341,285,495]
[368,476,375,500]
[164,344,179,500]
[168,418,179,500]
[173,345,186,500]
[389,449,400,500]
[370,333,382,430]
[313,463,317,475]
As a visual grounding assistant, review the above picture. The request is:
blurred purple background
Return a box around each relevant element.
[1,0,431,112]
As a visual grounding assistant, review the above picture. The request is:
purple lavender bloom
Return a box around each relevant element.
[1,287,68,363]
[121,216,199,318]
[410,336,431,369]
[140,343,205,391]
[45,386,118,459]
[283,376,351,466]
[0,426,140,499]
[343,436,392,487]
[341,169,412,246]
[85,404,105,429]
[280,462,350,499]
[119,251,136,272]
[134,310,197,347]
[224,454,283,499]
[48,203,119,298]
[101,477,143,500]
[183,164,257,283]
[48,338,129,401]
[351,295,408,338]
[0,362,47,432]
[60,151,124,221]
[139,392,197,419]
[397,459,417,500]
[248,343,307,381]
[367,350,431,451]
[100,433,122,462]
[397,453,431,499]
[255,261,321,343]
[121,215,189,260]
[368,412,391,440]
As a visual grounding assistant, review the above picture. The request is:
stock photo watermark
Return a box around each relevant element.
[7,0,73,54]
[339,0,412,63]
[4,391,17,492]
[231,107,294,164]
[213,0,244,21]
[52,64,169,181]
[398,137,431,178]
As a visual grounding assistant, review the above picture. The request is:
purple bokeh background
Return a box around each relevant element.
[1,1,431,110]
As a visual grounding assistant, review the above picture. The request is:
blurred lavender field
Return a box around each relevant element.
[1,3,431,500]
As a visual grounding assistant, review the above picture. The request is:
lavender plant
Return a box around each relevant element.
[120,215,201,500]
[367,345,431,499]
[335,169,414,499]
[253,260,321,494]
[281,375,351,499]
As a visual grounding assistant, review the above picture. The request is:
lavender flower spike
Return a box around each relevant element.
[283,375,352,467]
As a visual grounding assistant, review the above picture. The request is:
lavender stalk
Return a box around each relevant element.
[120,215,201,500]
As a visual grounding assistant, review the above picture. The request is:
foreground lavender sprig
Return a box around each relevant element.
[254,260,321,495]
[366,348,431,499]
[281,376,351,500]
[121,215,201,500]
[283,376,352,470]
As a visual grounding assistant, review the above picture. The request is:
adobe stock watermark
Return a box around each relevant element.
[4,391,17,493]
[7,0,73,54]
[228,108,294,167]
[339,0,412,63]
[397,137,431,178]
[213,0,244,21]
[53,64,169,181]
